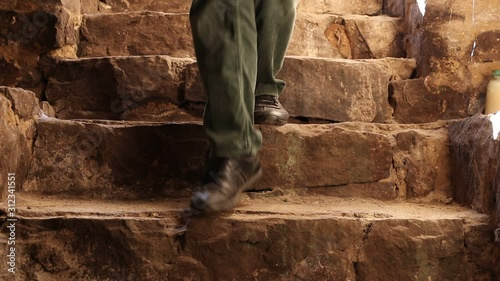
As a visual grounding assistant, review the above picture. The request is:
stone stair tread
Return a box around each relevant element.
[95,0,385,16]
[79,10,405,59]
[44,55,415,123]
[17,193,487,221]
[12,191,493,280]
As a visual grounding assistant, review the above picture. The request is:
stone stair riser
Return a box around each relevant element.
[45,56,415,123]
[79,12,404,59]
[0,215,492,281]
[96,0,385,16]
[23,120,451,200]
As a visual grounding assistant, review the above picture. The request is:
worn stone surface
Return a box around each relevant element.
[289,14,349,59]
[392,127,452,199]
[344,15,405,59]
[23,120,207,198]
[0,1,80,97]
[258,124,394,189]
[23,120,451,201]
[39,101,56,118]
[97,0,383,15]
[0,195,495,280]
[100,0,190,13]
[45,56,415,122]
[79,12,192,57]
[44,56,193,120]
[383,0,406,17]
[360,57,416,80]
[289,14,404,59]
[298,0,383,15]
[449,115,500,228]
[80,0,99,14]
[403,0,500,116]
[357,219,494,281]
[121,101,199,122]
[276,57,390,122]
[390,78,470,123]
[186,57,416,123]
[0,0,81,14]
[472,30,500,63]
[449,115,500,278]
[0,87,40,201]
[79,12,405,59]
[305,182,398,201]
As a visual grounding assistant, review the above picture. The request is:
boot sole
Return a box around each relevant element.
[254,114,288,126]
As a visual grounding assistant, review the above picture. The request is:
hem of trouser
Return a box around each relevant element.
[255,82,280,97]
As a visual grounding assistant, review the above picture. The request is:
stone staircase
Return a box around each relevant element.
[0,0,497,280]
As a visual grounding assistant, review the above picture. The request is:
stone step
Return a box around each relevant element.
[96,0,385,16]
[1,193,495,280]
[44,56,415,123]
[23,118,451,201]
[78,12,404,59]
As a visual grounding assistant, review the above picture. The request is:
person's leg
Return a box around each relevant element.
[254,0,298,125]
[189,0,262,213]
[190,0,262,158]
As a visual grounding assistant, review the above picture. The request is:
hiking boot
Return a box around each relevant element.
[190,155,262,214]
[254,95,289,126]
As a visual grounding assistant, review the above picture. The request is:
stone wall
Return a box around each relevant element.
[2,0,499,124]
[450,116,500,227]
[0,87,40,200]
[0,0,86,98]
[449,115,500,277]
[395,0,500,122]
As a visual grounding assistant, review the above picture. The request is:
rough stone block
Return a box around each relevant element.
[2,199,495,280]
[403,0,500,118]
[384,0,406,17]
[186,57,416,123]
[390,78,470,123]
[298,0,383,15]
[23,121,451,201]
[100,0,190,13]
[79,12,192,57]
[259,124,393,189]
[80,0,99,14]
[392,127,451,199]
[449,115,500,228]
[46,56,415,122]
[344,15,405,59]
[289,14,349,59]
[358,220,465,280]
[278,57,390,122]
[44,56,193,119]
[472,30,500,63]
[98,0,384,15]
[78,12,405,59]
[23,120,208,198]
[0,87,40,201]
[0,2,79,96]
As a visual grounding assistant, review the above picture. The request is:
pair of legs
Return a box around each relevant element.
[190,0,298,158]
[189,0,298,213]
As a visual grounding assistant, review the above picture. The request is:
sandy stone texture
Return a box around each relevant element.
[449,115,500,229]
[23,120,452,201]
[0,87,40,199]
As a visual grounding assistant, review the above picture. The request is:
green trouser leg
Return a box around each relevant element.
[189,0,297,157]
[190,0,260,158]
[255,0,298,97]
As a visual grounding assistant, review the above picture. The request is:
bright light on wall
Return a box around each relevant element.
[417,0,426,16]
[490,112,500,140]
